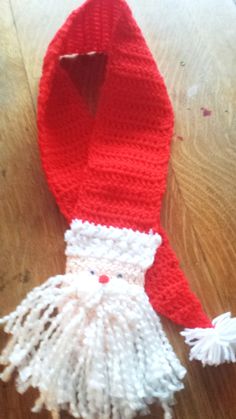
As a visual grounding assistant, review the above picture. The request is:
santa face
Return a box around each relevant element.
[63,219,161,308]
[66,255,146,288]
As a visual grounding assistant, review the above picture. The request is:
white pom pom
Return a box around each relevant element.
[181,312,236,366]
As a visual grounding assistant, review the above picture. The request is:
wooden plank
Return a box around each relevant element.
[1,0,236,418]
[0,1,66,418]
[9,0,81,106]
[161,0,236,319]
[161,166,236,419]
[0,0,67,317]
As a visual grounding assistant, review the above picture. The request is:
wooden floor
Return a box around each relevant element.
[0,0,236,418]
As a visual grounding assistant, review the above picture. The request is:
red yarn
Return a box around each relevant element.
[38,0,212,329]
[99,275,110,284]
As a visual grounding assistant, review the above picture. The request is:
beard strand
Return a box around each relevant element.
[0,273,185,419]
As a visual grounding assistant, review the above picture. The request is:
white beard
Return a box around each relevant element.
[0,272,185,419]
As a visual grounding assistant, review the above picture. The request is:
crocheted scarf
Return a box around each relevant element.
[1,1,235,418]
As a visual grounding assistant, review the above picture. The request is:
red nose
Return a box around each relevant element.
[99,275,110,284]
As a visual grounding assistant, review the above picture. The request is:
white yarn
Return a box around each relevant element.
[65,219,162,270]
[66,255,146,286]
[162,402,173,419]
[0,272,186,418]
[0,219,185,417]
[181,312,236,366]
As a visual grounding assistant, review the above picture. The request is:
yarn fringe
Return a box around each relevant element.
[0,273,185,419]
[181,312,236,366]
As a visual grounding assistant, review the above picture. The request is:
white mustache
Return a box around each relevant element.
[62,272,143,300]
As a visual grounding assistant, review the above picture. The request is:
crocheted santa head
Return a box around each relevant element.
[1,0,235,418]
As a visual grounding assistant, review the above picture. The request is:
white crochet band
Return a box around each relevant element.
[65,219,162,270]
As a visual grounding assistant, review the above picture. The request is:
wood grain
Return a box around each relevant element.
[1,0,236,418]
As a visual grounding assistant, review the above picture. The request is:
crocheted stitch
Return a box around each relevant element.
[65,219,162,270]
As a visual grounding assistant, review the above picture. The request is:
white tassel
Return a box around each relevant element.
[181,312,236,366]
[0,272,186,419]
[162,402,173,419]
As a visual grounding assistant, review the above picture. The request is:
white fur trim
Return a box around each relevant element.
[181,312,236,366]
[65,219,162,270]
[0,272,185,419]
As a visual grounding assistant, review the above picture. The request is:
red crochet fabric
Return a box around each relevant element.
[38,0,211,329]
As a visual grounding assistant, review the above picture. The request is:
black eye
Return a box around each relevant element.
[117,273,123,278]
[90,270,95,275]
